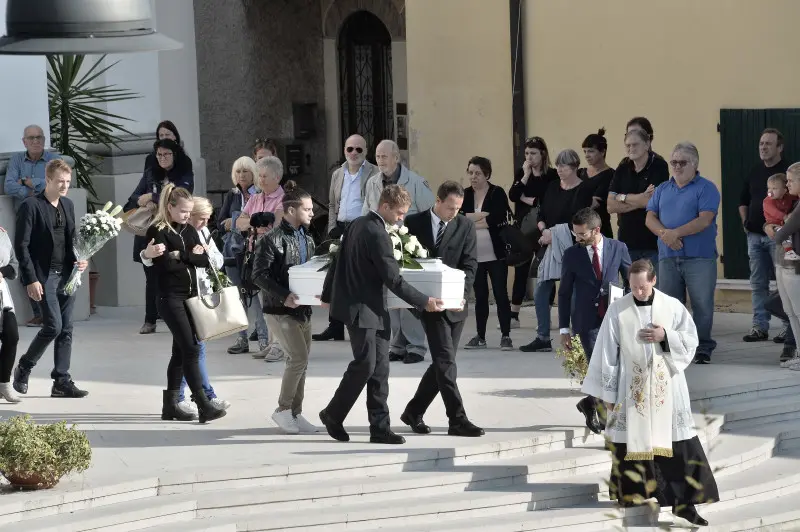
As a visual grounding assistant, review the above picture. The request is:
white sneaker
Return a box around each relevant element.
[264,344,285,363]
[210,397,231,410]
[0,382,21,403]
[785,250,800,261]
[272,409,300,434]
[177,399,198,415]
[787,357,800,370]
[294,414,319,433]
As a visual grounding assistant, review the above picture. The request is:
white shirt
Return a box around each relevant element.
[560,236,604,335]
[430,208,447,244]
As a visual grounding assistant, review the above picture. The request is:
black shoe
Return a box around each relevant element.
[693,352,711,364]
[196,396,227,424]
[781,346,796,362]
[520,337,552,352]
[369,430,406,444]
[227,337,249,354]
[500,336,514,351]
[448,419,485,437]
[319,409,349,442]
[576,396,601,434]
[161,390,196,421]
[400,411,431,434]
[389,351,405,362]
[312,325,344,342]
[774,324,788,343]
[12,366,29,395]
[404,353,424,364]
[51,380,89,398]
[249,330,258,342]
[743,327,768,342]
[672,504,708,526]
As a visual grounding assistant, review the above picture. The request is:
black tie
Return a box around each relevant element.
[435,220,445,251]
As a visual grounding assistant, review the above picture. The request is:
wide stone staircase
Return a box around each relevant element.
[4,378,800,531]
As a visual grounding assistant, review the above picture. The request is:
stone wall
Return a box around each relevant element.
[194,0,327,200]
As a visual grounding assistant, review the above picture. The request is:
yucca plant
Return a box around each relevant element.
[47,54,140,199]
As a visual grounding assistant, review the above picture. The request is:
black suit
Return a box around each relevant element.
[321,211,429,432]
[403,210,478,422]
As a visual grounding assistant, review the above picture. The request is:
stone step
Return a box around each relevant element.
[715,395,800,431]
[690,376,800,410]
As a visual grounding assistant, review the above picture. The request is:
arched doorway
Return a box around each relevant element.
[338,10,394,157]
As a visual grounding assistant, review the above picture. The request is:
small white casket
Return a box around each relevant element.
[288,257,465,309]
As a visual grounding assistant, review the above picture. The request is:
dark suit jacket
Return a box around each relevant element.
[15,193,77,286]
[558,237,631,334]
[404,210,477,322]
[321,211,429,331]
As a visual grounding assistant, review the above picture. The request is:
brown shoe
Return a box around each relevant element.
[26,317,42,328]
[139,323,157,334]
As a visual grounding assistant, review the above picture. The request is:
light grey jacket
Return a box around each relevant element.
[537,223,573,281]
[361,165,435,216]
[327,161,377,234]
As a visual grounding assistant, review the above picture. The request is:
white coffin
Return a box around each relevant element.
[288,257,466,309]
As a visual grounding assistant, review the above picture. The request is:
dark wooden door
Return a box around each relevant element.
[719,108,800,279]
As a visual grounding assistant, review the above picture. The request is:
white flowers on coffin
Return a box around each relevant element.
[288,257,466,309]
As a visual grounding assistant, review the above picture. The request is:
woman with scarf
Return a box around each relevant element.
[0,228,21,403]
[581,259,718,526]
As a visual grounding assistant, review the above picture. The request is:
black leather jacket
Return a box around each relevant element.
[252,220,316,319]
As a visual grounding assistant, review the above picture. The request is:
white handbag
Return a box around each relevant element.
[185,262,249,341]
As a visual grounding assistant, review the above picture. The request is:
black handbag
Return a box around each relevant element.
[499,211,533,267]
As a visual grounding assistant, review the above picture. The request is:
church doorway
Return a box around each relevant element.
[338,10,394,158]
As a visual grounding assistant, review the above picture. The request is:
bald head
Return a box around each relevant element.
[375,139,400,176]
[22,125,46,159]
[344,134,367,170]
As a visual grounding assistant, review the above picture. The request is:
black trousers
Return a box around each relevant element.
[157,296,205,397]
[325,325,391,433]
[143,265,159,324]
[511,260,531,306]
[0,310,19,382]
[474,259,512,337]
[406,312,466,422]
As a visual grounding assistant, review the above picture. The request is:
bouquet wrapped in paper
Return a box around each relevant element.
[63,202,124,295]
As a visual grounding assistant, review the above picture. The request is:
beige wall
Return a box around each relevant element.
[525,0,800,262]
[406,0,514,191]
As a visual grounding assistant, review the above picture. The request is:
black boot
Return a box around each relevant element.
[672,504,708,526]
[162,390,196,421]
[195,394,227,424]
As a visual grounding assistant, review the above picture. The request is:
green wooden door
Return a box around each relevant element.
[719,108,800,279]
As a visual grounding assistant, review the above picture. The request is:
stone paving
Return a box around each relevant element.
[1,304,795,494]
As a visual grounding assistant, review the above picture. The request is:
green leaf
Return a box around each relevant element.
[623,470,643,483]
[684,476,703,490]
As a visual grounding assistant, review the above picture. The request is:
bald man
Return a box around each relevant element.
[314,135,378,342]
[362,140,435,363]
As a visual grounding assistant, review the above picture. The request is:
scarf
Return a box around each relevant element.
[616,289,674,460]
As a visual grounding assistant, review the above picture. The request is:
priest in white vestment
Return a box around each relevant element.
[582,259,718,527]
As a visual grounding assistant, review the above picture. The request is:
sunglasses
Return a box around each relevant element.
[55,207,63,228]
[669,159,691,169]
[346,146,364,154]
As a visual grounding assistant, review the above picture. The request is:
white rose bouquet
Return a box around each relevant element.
[63,202,124,295]
[387,224,428,270]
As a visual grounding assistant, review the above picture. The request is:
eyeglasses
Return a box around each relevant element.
[571,229,595,238]
[669,159,691,169]
[24,135,44,142]
[156,152,174,159]
[346,146,364,153]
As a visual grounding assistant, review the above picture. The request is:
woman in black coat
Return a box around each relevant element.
[459,156,514,352]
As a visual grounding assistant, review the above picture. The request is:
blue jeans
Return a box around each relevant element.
[658,257,717,356]
[747,231,786,331]
[534,278,556,339]
[226,265,268,341]
[18,272,74,382]
[179,341,216,402]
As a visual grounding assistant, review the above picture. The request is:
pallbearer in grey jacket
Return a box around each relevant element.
[252,182,319,435]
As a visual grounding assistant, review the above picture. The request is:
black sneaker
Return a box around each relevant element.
[51,380,89,398]
[500,336,513,351]
[774,325,788,344]
[12,366,30,395]
[693,352,711,364]
[743,327,768,342]
[227,337,249,354]
[249,330,258,342]
[463,336,487,349]
[519,337,552,352]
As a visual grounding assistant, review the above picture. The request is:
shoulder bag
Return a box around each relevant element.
[490,187,533,267]
[185,258,249,342]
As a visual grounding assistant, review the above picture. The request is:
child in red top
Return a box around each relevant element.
[763,173,799,260]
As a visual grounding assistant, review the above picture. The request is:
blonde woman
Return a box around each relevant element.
[145,185,226,423]
[142,197,230,416]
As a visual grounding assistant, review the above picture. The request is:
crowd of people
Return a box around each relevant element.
[2,113,799,528]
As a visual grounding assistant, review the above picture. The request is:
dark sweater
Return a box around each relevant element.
[578,167,614,238]
[145,223,209,299]
[537,179,594,228]
[508,167,558,220]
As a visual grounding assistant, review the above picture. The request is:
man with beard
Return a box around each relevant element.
[558,208,630,433]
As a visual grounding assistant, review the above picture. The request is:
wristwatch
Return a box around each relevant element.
[618,194,628,203]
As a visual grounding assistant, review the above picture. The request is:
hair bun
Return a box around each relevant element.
[597,127,606,137]
[283,180,297,192]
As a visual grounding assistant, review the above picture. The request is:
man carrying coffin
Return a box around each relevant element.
[581,259,718,526]
[319,185,445,444]
[399,181,484,437]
